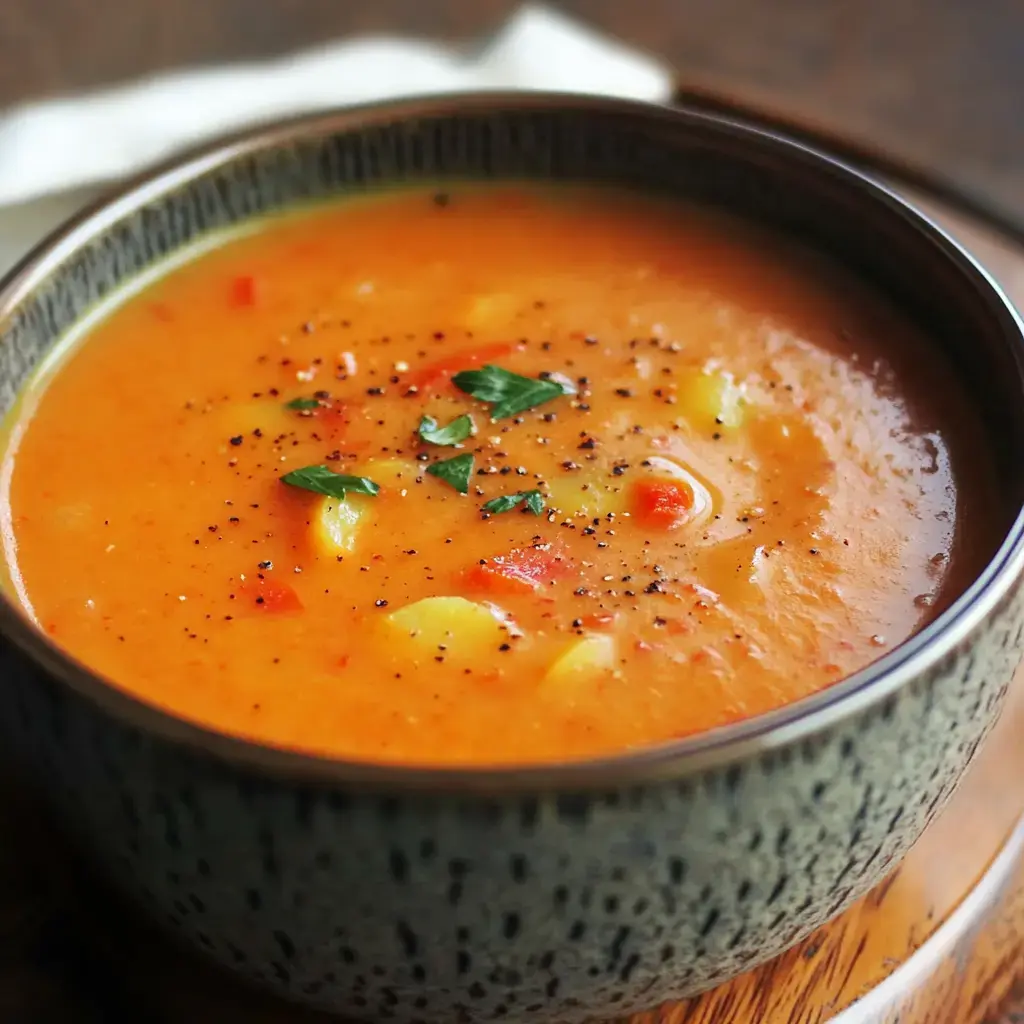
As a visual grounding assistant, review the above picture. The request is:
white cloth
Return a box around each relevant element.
[0,5,672,209]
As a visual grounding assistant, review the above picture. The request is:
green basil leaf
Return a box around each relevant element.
[452,364,575,420]
[284,397,322,410]
[280,465,379,499]
[481,489,546,516]
[524,490,545,515]
[425,453,474,494]
[417,413,475,446]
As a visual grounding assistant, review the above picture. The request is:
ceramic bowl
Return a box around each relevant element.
[1,94,1023,1023]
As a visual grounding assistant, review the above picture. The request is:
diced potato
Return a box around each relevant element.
[310,459,417,557]
[312,496,367,556]
[679,368,746,431]
[384,596,511,664]
[360,458,419,494]
[544,634,617,687]
[218,400,289,441]
[545,474,627,519]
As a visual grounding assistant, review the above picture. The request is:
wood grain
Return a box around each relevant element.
[0,188,1020,1022]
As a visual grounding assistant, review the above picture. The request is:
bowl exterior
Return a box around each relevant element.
[2,603,1019,1021]
[0,96,1022,1022]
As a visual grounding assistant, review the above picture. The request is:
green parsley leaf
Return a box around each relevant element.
[284,397,322,410]
[524,490,546,515]
[425,453,474,494]
[452,364,576,420]
[481,489,546,516]
[417,413,475,446]
[280,465,380,499]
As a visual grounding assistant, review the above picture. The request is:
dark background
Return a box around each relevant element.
[0,0,1021,221]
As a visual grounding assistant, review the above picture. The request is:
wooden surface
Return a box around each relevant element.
[0,1,1022,231]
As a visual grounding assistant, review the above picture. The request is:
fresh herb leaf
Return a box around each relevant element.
[425,453,474,494]
[481,489,546,516]
[523,490,546,515]
[417,413,475,446]
[284,397,322,410]
[452,364,576,420]
[280,465,379,499]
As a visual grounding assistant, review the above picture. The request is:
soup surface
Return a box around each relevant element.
[1,185,995,764]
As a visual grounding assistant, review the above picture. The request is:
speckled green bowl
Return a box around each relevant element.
[1,94,1023,1023]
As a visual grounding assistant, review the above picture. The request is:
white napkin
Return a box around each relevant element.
[0,5,672,210]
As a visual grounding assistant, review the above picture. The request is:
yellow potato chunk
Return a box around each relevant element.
[384,597,511,664]
[218,400,290,441]
[360,458,419,494]
[680,367,746,430]
[311,459,418,557]
[312,496,367,556]
[544,634,617,687]
[545,474,627,519]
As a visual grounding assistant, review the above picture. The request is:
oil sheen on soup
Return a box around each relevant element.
[0,186,995,765]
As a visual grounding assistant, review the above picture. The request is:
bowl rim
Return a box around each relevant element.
[2,90,1023,794]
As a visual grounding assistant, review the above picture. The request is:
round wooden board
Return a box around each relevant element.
[0,184,1020,1023]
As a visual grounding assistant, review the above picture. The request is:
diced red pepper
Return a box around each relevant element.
[630,478,695,530]
[238,576,303,613]
[229,275,258,308]
[409,343,518,393]
[462,541,575,596]
[307,400,356,443]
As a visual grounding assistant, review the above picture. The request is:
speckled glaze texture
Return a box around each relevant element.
[1,96,1024,1023]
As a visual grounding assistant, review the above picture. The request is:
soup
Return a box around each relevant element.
[0,186,995,765]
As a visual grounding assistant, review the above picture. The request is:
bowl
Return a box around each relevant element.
[1,93,1023,1023]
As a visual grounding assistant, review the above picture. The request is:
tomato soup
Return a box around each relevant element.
[0,186,996,764]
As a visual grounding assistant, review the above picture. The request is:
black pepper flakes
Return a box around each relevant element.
[229,435,244,446]
[374,599,389,608]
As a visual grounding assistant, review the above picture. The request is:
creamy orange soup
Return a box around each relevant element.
[0,186,995,764]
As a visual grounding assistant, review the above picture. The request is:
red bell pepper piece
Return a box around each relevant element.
[630,478,695,530]
[463,541,574,596]
[410,343,517,393]
[237,575,303,613]
[229,274,258,308]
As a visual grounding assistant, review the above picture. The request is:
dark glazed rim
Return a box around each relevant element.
[2,91,1024,795]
